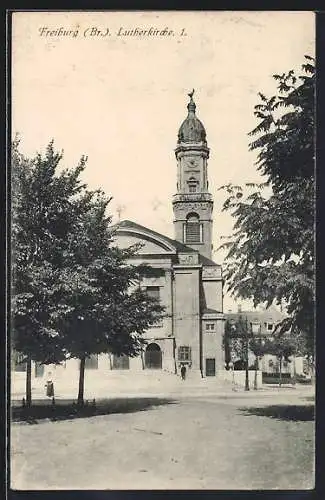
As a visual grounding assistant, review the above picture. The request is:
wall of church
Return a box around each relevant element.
[152,337,175,373]
[200,221,213,259]
[140,267,173,339]
[173,267,201,371]
[202,279,223,312]
[202,319,224,376]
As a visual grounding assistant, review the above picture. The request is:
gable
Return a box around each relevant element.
[114,228,177,255]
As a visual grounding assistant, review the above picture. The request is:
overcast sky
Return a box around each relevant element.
[12,11,315,310]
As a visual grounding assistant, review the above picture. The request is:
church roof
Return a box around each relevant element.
[226,306,287,323]
[203,308,223,315]
[116,219,220,267]
[177,91,207,144]
[200,254,220,267]
[117,219,197,254]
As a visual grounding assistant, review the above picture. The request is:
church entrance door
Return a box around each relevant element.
[145,343,162,369]
[205,358,216,376]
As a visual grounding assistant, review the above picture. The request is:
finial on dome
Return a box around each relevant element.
[188,89,195,99]
[187,89,196,113]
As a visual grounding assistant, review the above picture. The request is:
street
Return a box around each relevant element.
[11,389,314,490]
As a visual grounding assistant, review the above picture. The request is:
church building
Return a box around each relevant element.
[115,91,225,378]
[12,92,225,395]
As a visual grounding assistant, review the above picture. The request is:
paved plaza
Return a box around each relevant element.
[11,382,314,490]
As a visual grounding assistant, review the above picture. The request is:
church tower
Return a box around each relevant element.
[172,90,214,259]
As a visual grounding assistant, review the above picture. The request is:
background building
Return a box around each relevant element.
[225,305,309,378]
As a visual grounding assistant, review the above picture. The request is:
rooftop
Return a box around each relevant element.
[116,219,220,267]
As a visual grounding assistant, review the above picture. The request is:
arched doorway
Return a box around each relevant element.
[145,343,162,369]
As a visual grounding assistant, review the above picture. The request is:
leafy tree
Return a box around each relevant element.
[11,140,165,406]
[53,203,165,404]
[11,139,89,405]
[219,56,315,356]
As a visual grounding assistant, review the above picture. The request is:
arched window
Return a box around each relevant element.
[145,343,162,369]
[184,213,202,244]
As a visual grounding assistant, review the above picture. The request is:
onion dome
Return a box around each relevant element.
[177,90,207,144]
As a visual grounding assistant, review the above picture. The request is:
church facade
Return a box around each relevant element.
[12,93,225,394]
[114,92,224,378]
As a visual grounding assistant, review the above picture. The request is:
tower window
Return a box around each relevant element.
[187,177,199,193]
[184,213,202,244]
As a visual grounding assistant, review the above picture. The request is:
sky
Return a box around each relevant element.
[12,11,315,310]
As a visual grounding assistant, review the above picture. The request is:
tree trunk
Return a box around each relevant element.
[26,356,32,407]
[245,362,249,390]
[254,356,258,390]
[279,357,282,387]
[77,357,86,406]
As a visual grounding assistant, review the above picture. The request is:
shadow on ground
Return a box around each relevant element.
[11,397,178,424]
[238,404,315,422]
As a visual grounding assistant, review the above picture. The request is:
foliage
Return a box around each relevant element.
[249,57,314,188]
[219,56,315,355]
[53,256,165,362]
[225,317,297,368]
[11,139,165,403]
[11,139,89,364]
[257,336,295,362]
[224,317,251,365]
[249,336,268,359]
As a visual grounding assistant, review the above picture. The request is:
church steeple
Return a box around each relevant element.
[173,91,214,259]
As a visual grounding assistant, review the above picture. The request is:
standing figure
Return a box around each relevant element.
[180,364,186,381]
[45,371,54,398]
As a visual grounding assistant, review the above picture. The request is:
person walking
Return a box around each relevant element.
[180,364,186,381]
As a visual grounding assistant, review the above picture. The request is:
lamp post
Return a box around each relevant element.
[253,354,258,391]
[292,353,297,387]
